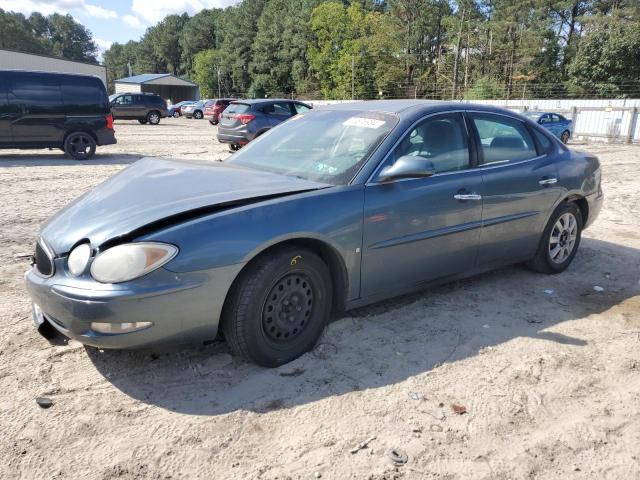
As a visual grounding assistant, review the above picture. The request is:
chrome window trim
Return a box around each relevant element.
[365,108,545,186]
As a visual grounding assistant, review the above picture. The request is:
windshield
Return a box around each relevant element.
[108,94,119,102]
[523,112,542,121]
[229,110,398,185]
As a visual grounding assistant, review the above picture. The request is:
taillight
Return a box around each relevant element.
[106,114,113,130]
[236,114,255,125]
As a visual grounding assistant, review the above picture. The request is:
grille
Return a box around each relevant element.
[34,241,54,277]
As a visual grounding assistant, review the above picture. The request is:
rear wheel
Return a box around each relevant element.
[222,247,332,367]
[147,111,161,125]
[138,119,148,124]
[172,111,180,118]
[527,203,582,274]
[64,132,96,160]
[560,130,570,144]
[194,110,203,119]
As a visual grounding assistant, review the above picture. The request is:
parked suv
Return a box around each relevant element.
[217,99,312,150]
[204,99,234,125]
[0,70,116,160]
[109,92,168,125]
[181,99,209,119]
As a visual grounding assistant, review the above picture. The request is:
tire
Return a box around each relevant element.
[561,130,570,144]
[173,111,180,118]
[209,119,218,125]
[229,144,241,152]
[64,132,96,160]
[147,111,161,125]
[527,202,583,274]
[138,119,148,124]
[194,110,203,119]
[222,247,332,367]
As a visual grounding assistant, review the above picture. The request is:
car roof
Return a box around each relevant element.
[230,99,308,105]
[314,100,522,117]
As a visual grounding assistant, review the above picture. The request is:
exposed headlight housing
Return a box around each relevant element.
[90,242,178,284]
[67,243,92,276]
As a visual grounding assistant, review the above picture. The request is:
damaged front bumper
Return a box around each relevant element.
[25,261,243,348]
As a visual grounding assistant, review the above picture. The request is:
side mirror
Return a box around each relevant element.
[377,155,436,182]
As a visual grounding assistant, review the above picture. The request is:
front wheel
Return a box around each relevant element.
[64,132,96,160]
[209,120,218,125]
[527,203,583,274]
[194,110,203,119]
[560,130,570,144]
[222,247,332,367]
[172,111,180,118]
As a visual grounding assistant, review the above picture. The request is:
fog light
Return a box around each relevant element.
[91,321,153,334]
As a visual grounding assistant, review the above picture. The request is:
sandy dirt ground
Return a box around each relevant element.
[1,117,639,480]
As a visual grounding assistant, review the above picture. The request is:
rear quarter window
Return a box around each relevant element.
[61,76,109,115]
[7,72,64,115]
[225,103,251,114]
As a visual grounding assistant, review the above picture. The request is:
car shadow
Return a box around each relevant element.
[0,153,143,167]
[86,237,639,416]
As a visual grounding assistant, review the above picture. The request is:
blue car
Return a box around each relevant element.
[25,101,603,367]
[523,111,573,143]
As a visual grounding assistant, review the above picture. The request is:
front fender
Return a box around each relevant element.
[140,185,365,301]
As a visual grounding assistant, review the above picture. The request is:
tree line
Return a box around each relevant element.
[3,2,640,100]
[0,9,98,63]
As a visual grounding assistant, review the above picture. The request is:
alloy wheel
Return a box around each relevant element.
[69,134,92,159]
[548,212,578,264]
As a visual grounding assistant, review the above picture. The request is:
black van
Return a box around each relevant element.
[0,70,116,160]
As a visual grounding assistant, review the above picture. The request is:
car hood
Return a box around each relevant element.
[41,157,330,254]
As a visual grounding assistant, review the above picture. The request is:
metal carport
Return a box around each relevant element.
[114,74,200,103]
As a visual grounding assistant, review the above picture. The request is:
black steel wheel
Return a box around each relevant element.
[222,247,332,367]
[64,132,96,160]
[262,273,315,343]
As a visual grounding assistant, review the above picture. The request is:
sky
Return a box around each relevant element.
[1,0,240,59]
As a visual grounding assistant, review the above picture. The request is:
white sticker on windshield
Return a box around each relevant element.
[343,117,386,129]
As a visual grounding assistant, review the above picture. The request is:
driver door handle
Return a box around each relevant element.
[539,177,558,186]
[454,193,482,201]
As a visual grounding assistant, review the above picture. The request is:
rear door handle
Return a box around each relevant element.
[454,193,482,201]
[539,178,558,186]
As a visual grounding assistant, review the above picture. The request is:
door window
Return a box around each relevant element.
[388,113,469,174]
[471,114,537,165]
[263,102,293,116]
[293,103,311,114]
[113,95,133,105]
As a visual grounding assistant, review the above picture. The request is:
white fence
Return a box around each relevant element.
[308,98,640,144]
[466,99,640,144]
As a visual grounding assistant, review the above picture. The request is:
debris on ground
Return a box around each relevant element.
[313,343,337,359]
[544,289,555,295]
[279,367,305,377]
[36,397,53,409]
[451,404,467,415]
[593,285,605,292]
[349,436,376,454]
[385,448,408,466]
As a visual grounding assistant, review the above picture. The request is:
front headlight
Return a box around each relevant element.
[68,243,92,276]
[90,242,178,283]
